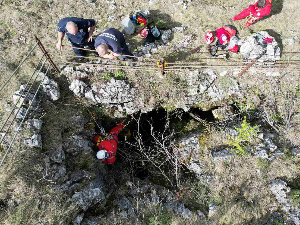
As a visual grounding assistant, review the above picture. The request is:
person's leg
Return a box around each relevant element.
[119,36,134,60]
[71,42,85,57]
[231,7,251,21]
[109,122,125,140]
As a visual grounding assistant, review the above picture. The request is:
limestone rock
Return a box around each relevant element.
[161,30,172,44]
[292,148,300,157]
[240,31,281,61]
[81,217,99,225]
[12,85,37,108]
[15,107,27,120]
[69,80,88,98]
[268,180,291,207]
[117,196,134,218]
[73,214,84,225]
[24,134,42,148]
[50,145,65,163]
[40,74,60,101]
[213,149,234,162]
[64,135,92,155]
[27,119,43,131]
[71,185,105,211]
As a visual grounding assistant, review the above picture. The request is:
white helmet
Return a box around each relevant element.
[96,150,108,159]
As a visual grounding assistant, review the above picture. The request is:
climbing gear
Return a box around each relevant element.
[210,45,218,56]
[223,25,238,36]
[157,58,167,75]
[129,11,148,26]
[205,31,214,44]
[157,58,167,68]
[141,28,149,38]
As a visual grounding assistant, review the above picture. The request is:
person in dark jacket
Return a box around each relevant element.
[56,17,96,57]
[94,28,134,60]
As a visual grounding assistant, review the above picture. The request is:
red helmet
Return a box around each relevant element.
[140,28,149,38]
[205,31,215,44]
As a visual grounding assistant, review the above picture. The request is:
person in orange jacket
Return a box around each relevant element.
[93,122,125,164]
[231,0,272,28]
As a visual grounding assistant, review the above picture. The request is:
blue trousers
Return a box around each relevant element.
[118,35,134,60]
[70,39,95,57]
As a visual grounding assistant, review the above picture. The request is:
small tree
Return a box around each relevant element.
[227,116,259,155]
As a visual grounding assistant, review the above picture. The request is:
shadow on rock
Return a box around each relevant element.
[264,29,284,56]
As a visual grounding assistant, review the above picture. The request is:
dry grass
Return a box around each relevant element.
[0,0,300,224]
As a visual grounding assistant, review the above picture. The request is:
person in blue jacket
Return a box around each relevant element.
[56,17,96,57]
[94,28,134,61]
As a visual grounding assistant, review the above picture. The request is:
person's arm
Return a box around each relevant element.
[88,23,96,42]
[56,31,65,50]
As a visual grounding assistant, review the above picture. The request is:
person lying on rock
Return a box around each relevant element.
[93,122,125,164]
[230,0,272,29]
[94,28,135,61]
[205,25,240,56]
[56,17,96,58]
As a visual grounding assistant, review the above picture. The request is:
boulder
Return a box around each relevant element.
[240,31,281,61]
[161,30,172,44]
[40,74,60,101]
[27,119,43,131]
[73,214,84,225]
[24,134,42,148]
[50,145,65,163]
[70,181,105,211]
[64,135,92,155]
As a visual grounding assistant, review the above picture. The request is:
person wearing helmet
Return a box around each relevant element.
[94,28,135,61]
[93,122,125,164]
[205,25,240,56]
[230,0,272,28]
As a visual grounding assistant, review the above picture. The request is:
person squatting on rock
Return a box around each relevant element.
[205,25,240,56]
[93,122,125,164]
[230,0,272,28]
[94,28,135,61]
[56,17,96,58]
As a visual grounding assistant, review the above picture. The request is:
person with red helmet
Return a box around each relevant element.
[231,0,272,28]
[93,122,125,164]
[205,25,240,56]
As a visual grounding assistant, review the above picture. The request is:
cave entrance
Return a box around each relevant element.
[114,107,215,186]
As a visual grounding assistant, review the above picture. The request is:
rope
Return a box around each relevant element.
[0,43,38,94]
[0,59,49,169]
[0,55,46,139]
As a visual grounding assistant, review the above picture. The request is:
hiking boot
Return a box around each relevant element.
[210,45,218,56]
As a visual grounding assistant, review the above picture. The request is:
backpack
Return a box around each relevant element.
[130,11,148,26]
[144,22,161,44]
[222,25,238,37]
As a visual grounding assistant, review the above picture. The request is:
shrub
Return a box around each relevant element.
[227,116,259,155]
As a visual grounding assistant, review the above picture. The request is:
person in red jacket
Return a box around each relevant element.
[205,25,240,56]
[231,0,272,28]
[93,122,125,164]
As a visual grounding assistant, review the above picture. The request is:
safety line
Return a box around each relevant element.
[0,56,46,135]
[0,43,38,94]
[50,53,157,67]
[0,59,49,169]
[0,57,47,147]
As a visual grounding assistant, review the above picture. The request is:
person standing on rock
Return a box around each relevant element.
[93,122,125,164]
[56,17,96,58]
[205,25,240,56]
[230,0,272,28]
[94,28,135,61]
